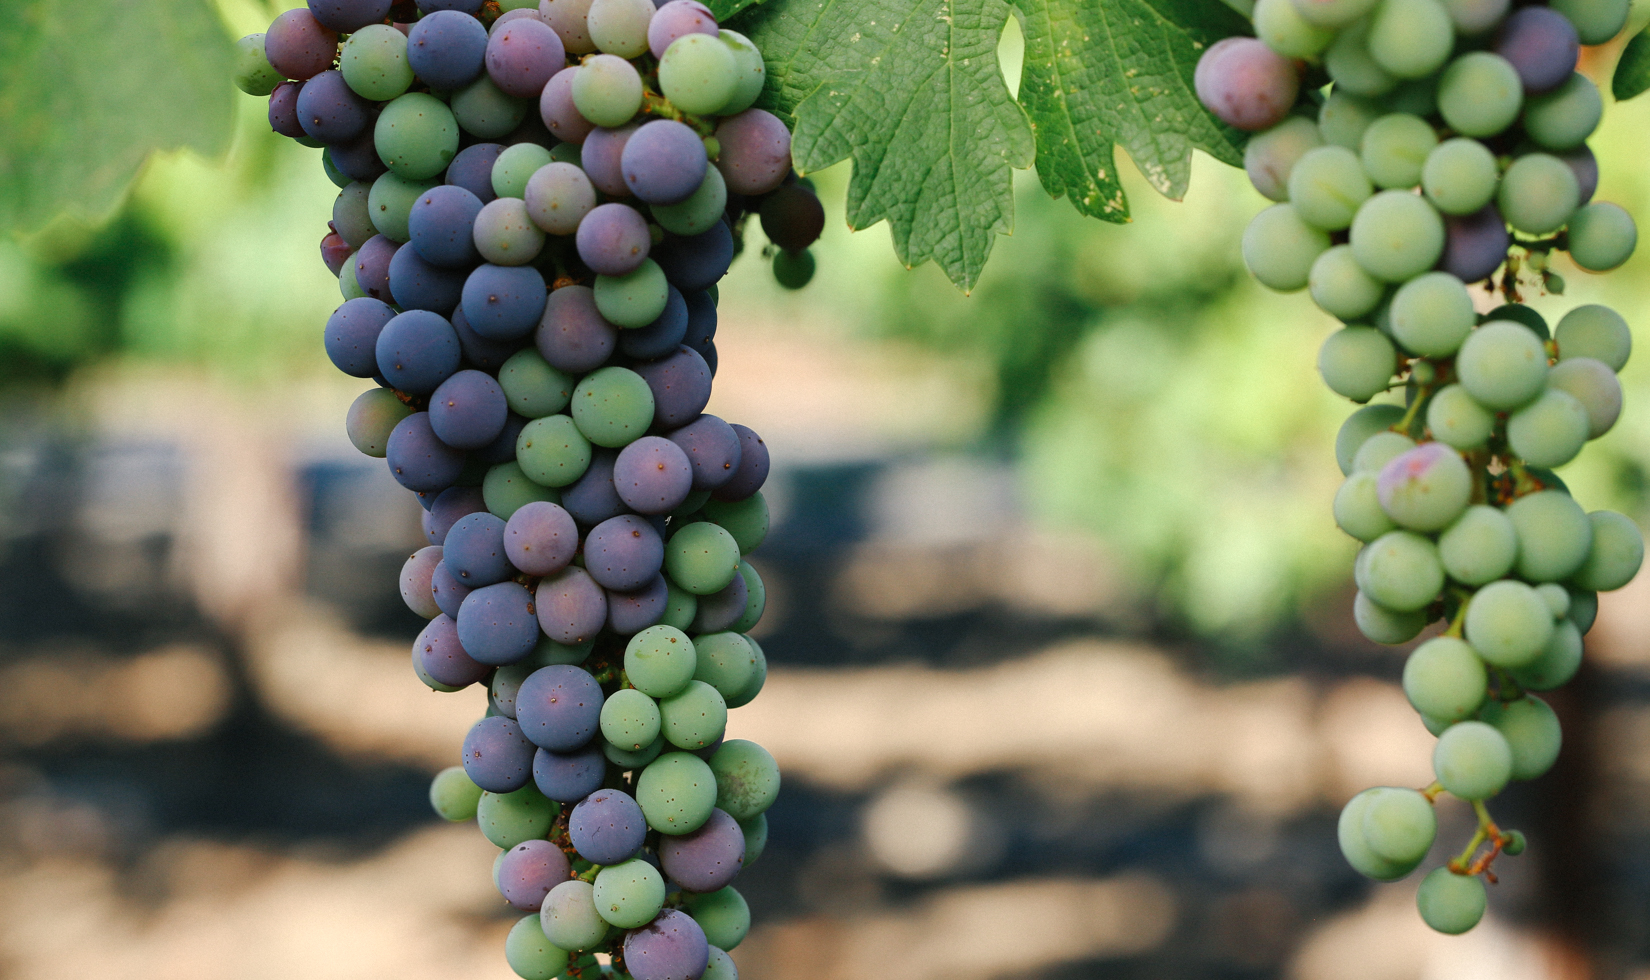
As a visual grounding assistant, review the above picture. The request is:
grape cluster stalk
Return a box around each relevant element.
[233,0,821,975]
[1196,0,1645,936]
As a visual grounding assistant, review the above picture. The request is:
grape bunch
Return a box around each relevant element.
[234,1,809,976]
[1196,0,1645,936]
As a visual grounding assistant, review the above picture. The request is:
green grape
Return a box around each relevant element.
[1550,0,1630,43]
[516,414,593,486]
[773,248,816,289]
[737,813,768,866]
[1354,589,1429,643]
[571,55,643,127]
[1254,0,1335,55]
[347,387,412,457]
[1385,75,1440,118]
[592,858,666,928]
[430,765,485,821]
[1318,327,1397,401]
[1421,138,1498,215]
[1352,431,1416,474]
[477,197,546,265]
[1502,828,1528,855]
[1433,719,1512,799]
[625,626,698,698]
[1360,786,1438,864]
[587,0,654,57]
[1356,530,1445,611]
[233,33,283,97]
[1389,272,1472,357]
[1464,579,1555,667]
[702,493,769,553]
[505,914,571,980]
[478,784,558,848]
[1555,305,1631,370]
[1523,73,1602,152]
[660,578,699,631]
[1570,589,1599,632]
[334,181,376,249]
[1440,0,1508,33]
[691,632,755,700]
[485,461,561,519]
[1498,153,1579,235]
[686,887,750,951]
[1241,203,1331,291]
[1359,113,1438,190]
[1455,320,1549,410]
[1437,52,1522,137]
[376,93,460,180]
[709,739,780,820]
[531,635,596,667]
[340,257,367,300]
[1488,303,1551,339]
[1288,146,1372,231]
[718,29,767,115]
[1403,636,1487,721]
[1325,20,1398,96]
[322,151,351,189]
[1480,695,1562,781]
[1507,490,1593,582]
[594,259,670,328]
[1572,510,1645,592]
[1367,0,1453,78]
[731,563,766,634]
[659,680,728,749]
[500,350,575,419]
[1511,619,1582,690]
[1419,712,1453,736]
[703,947,737,980]
[1566,202,1638,273]
[601,687,662,751]
[342,24,413,101]
[605,734,665,769]
[667,522,742,595]
[1417,867,1487,934]
[1337,788,1419,879]
[1425,384,1494,450]
[653,167,729,236]
[541,879,609,951]
[369,171,438,242]
[1309,244,1385,320]
[1318,90,1380,150]
[637,751,719,832]
[1537,582,1572,618]
[660,34,738,115]
[1507,388,1589,468]
[1438,505,1517,585]
[1336,403,1408,474]
[1350,190,1445,282]
[570,367,654,448]
[492,143,554,200]
[1377,442,1471,531]
[549,142,582,167]
[726,633,767,707]
[452,75,528,139]
[1336,472,1397,541]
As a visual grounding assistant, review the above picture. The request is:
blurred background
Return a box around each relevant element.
[4,2,1650,978]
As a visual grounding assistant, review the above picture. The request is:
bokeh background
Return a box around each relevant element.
[4,2,1650,978]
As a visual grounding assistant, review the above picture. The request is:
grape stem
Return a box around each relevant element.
[1421,781,1445,803]
[577,863,604,882]
[1448,799,1513,883]
[1443,591,1471,638]
[1390,382,1431,435]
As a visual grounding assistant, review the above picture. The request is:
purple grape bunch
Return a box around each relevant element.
[235,2,796,975]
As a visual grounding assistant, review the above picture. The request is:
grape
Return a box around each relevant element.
[445,510,513,584]
[498,838,573,911]
[463,263,548,339]
[1291,0,1378,27]
[1357,530,1444,611]
[621,288,690,359]
[714,110,793,195]
[1441,0,1507,32]
[406,10,488,91]
[572,55,644,128]
[632,351,711,432]
[660,34,737,116]
[735,812,768,867]
[561,449,628,524]
[1334,472,1395,542]
[1359,113,1435,192]
[453,75,530,139]
[426,486,488,545]
[1512,619,1583,690]
[1557,145,1599,207]
[1438,52,1523,137]
[448,142,507,203]
[626,626,698,698]
[588,0,656,57]
[421,0,486,11]
[692,574,748,633]
[1555,305,1630,371]
[333,182,376,249]
[533,743,607,801]
[491,143,554,201]
[1241,203,1329,292]
[1389,273,1473,357]
[1524,73,1602,154]
[1434,719,1514,799]
[464,715,539,792]
[1307,246,1382,321]
[402,545,445,618]
[1325,20,1396,97]
[1353,432,1415,479]
[706,739,778,821]
[1286,147,1371,232]
[474,198,546,266]
[565,789,647,866]
[1317,327,1396,402]
[1480,696,1562,781]
[407,185,483,268]
[1367,0,1452,78]
[1465,579,1555,666]
[1244,117,1323,202]
[322,231,354,277]
[1377,442,1471,532]
[541,879,609,951]
[637,751,719,832]
[653,222,736,292]
[718,29,766,116]
[538,285,620,372]
[1416,867,1486,934]
[376,93,461,180]
[1404,636,1488,721]
[536,566,610,644]
[331,128,393,184]
[269,82,307,139]
[1318,90,1378,150]
[234,33,284,97]
[703,947,737,980]
[486,461,562,518]
[654,167,730,237]
[576,203,652,276]
[1499,153,1580,235]
[1507,490,1592,582]
[326,297,397,377]
[515,664,605,751]
[681,633,747,701]
[542,0,597,52]
[431,561,474,618]
[650,0,719,59]
[585,514,666,591]
[297,69,371,146]
[567,366,653,448]
[1349,191,1445,282]
[1191,36,1300,132]
[1495,7,1579,94]
[623,120,710,205]
[1253,0,1334,57]
[660,679,728,750]
[1438,505,1517,584]
[1551,0,1630,43]
[713,424,768,501]
[593,858,667,928]
[624,909,711,980]
[611,436,695,514]
[1440,204,1510,284]
[1570,589,1599,632]
[499,349,574,419]
[1566,202,1637,273]
[1538,582,1573,619]
[684,887,749,950]
[353,234,398,300]
[595,259,672,327]
[266,9,339,81]
[459,581,541,664]
[523,162,596,236]
[1359,786,1437,866]
[505,914,571,980]
[1507,388,1589,468]
[515,413,591,491]
[502,500,578,576]
[1572,510,1645,591]
[702,494,768,555]
[478,784,558,849]
[665,523,739,596]
[417,613,489,686]
[486,18,566,99]
[602,688,663,752]
[608,574,671,634]
[1456,321,1549,410]
[377,310,462,394]
[370,172,438,243]
[430,765,485,821]
[1421,138,1497,216]
[389,243,467,313]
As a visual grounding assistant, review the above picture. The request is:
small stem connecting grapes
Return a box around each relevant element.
[1421,781,1445,803]
[1447,800,1514,883]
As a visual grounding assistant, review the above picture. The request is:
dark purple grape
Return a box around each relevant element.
[1495,7,1579,94]
[585,514,665,591]
[431,559,473,617]
[486,18,566,98]
[477,413,529,465]
[354,233,400,301]
[450,304,517,371]
[575,203,651,275]
[308,0,393,32]
[325,297,397,377]
[458,581,540,664]
[689,574,746,633]
[712,424,767,501]
[700,340,717,376]
[539,69,596,144]
[658,808,743,892]
[537,285,619,372]
[322,232,353,276]
[297,69,372,143]
[653,222,733,292]
[636,348,713,430]
[418,0,484,12]
[417,613,490,687]
[444,511,513,585]
[407,9,489,90]
[569,788,647,864]
[426,485,488,544]
[647,0,717,59]
[532,743,607,802]
[713,109,791,195]
[269,81,307,138]
[606,574,669,634]
[504,500,579,576]
[389,243,468,313]
[376,309,462,393]
[496,839,572,911]
[463,263,548,340]
[620,287,688,360]
[1442,204,1511,283]
[446,142,506,203]
[560,449,625,525]
[409,184,485,267]
[515,664,604,750]
[622,120,709,205]
[265,9,339,81]
[326,126,389,181]
[623,909,710,980]
[388,412,467,490]
[1561,145,1598,204]
[681,289,715,353]
[430,369,509,449]
[759,185,824,251]
[582,124,640,196]
[666,414,740,491]
[463,714,538,792]
[535,565,609,644]
[614,436,694,514]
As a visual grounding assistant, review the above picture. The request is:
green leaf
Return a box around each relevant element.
[739,0,1036,291]
[1613,26,1650,101]
[705,0,775,20]
[0,0,236,234]
[1012,0,1248,222]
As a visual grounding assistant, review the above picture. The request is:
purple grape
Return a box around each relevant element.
[450,304,517,371]
[658,808,743,892]
[619,287,688,360]
[539,68,596,144]
[585,514,665,591]
[582,124,640,196]
[637,348,714,430]
[308,0,393,32]
[699,341,718,376]
[622,120,709,205]
[269,81,307,138]
[431,369,510,449]
[486,18,566,98]
[402,545,444,618]
[446,142,506,203]
[614,436,694,514]
[1562,145,1598,204]
[426,485,488,544]
[504,500,580,575]
[477,412,529,465]
[532,743,607,802]
[431,559,473,617]
[712,424,767,501]
[388,412,467,490]
[325,297,397,377]
[623,909,710,980]
[607,574,669,634]
[297,69,372,143]
[409,184,485,267]
[458,581,541,664]
[759,184,824,251]
[326,126,389,181]
[1442,204,1511,283]
[417,613,490,687]
[407,9,489,90]
[444,511,513,585]
[419,0,484,11]
[322,232,352,276]
[690,735,723,762]
[569,788,647,864]
[1495,7,1579,94]
[682,289,715,353]
[1192,36,1298,132]
[515,664,604,750]
[652,222,734,292]
[560,449,626,525]
[713,109,791,195]
[497,839,573,911]
[463,263,548,340]
[537,285,619,372]
[376,309,462,393]
[265,9,339,81]
[389,243,468,313]
[576,203,651,275]
[647,0,717,59]
[689,574,746,634]
[463,715,538,792]
[353,233,400,301]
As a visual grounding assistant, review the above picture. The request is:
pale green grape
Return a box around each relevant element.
[653,166,729,236]
[572,366,655,448]
[1498,153,1580,235]
[1507,388,1589,468]
[341,24,414,102]
[1523,73,1602,152]
[1537,582,1572,618]
[1426,384,1495,450]
[636,751,719,832]
[485,461,561,519]
[1356,530,1444,611]
[1336,472,1397,541]
[1318,90,1381,150]
[1353,431,1416,474]
[594,259,670,327]
[1480,696,1562,781]
[430,766,485,821]
[1288,146,1372,231]
[1337,403,1407,474]
[1354,589,1429,643]
[591,858,666,928]
[1437,52,1522,137]
[1319,327,1397,401]
[708,739,780,820]
[1338,788,1419,879]
[1360,113,1437,190]
[703,947,737,980]
[600,687,662,751]
[1422,138,1498,215]
[1464,579,1555,667]
[1433,719,1513,799]
[1438,505,1517,585]
[1350,191,1445,282]
[516,415,592,487]
[375,96,461,181]
[659,679,728,750]
[1403,636,1487,721]
[1256,0,1336,55]
[1440,0,1508,33]
[685,887,750,951]
[478,784,558,848]
[702,494,769,553]
[541,879,610,951]
[667,522,742,595]
[1242,203,1331,291]
[1309,244,1386,320]
[1566,202,1638,273]
[624,625,698,698]
[500,349,575,419]
[492,143,554,200]
[1367,0,1453,78]
[505,915,571,980]
[587,0,654,57]
[692,632,756,700]
[1360,786,1438,864]
[1571,510,1645,592]
[717,29,767,115]
[1555,305,1631,371]
[571,54,643,127]
[1545,357,1621,439]
[1507,490,1593,582]
[1417,867,1486,934]
[1377,442,1471,531]
[1550,0,1630,43]
[1325,19,1398,96]
[1389,272,1472,357]
[1511,619,1582,690]
[660,34,737,115]
[1455,321,1549,410]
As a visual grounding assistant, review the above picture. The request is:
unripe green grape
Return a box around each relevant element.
[1337,403,1407,474]
[1360,786,1438,864]
[234,33,283,96]
[541,879,609,952]
[1388,272,1472,357]
[592,858,666,928]
[653,166,729,236]
[725,632,767,706]
[1507,490,1593,583]
[1325,20,1398,96]
[659,679,728,749]
[1487,303,1550,340]
[516,414,592,486]
[492,143,554,200]
[1288,146,1373,231]
[1417,867,1487,934]
[485,461,561,519]
[430,765,485,821]
[1377,442,1471,531]
[718,30,767,116]
[731,565,766,635]
[1426,385,1494,450]
[1440,0,1508,33]
[685,887,750,951]
[606,734,665,769]
[451,75,528,140]
[667,522,742,595]
[347,387,413,457]
[737,812,768,866]
[1241,203,1329,292]
[475,197,546,265]
[773,248,816,289]
[594,259,670,328]
[1350,191,1445,282]
[341,24,414,101]
[1498,154,1580,235]
[571,366,655,448]
[1569,588,1599,632]
[1438,52,1523,137]
[625,625,698,698]
[1335,472,1397,541]
[1318,91,1380,151]
[478,784,558,848]
[571,54,643,128]
[660,578,699,631]
[1480,696,1562,781]
[1545,357,1621,439]
[709,739,780,820]
[1367,0,1453,78]
[1438,505,1518,585]
[1403,636,1488,721]
[1456,320,1549,410]
[1433,719,1513,799]
[1307,245,1383,320]
[1511,618,1582,690]
[500,349,575,419]
[370,171,438,242]
[1360,112,1438,190]
[1354,589,1429,643]
[1252,0,1333,56]
[1501,828,1528,855]
[1352,430,1415,474]
[660,34,738,115]
[1550,0,1630,43]
[1523,74,1602,152]
[1537,582,1572,619]
[505,915,571,980]
[1245,116,1323,202]
[601,687,662,750]
[1422,138,1498,215]
[637,751,719,832]
[1566,202,1638,273]
[1319,327,1398,401]
[1465,579,1555,667]
[587,0,655,57]
[702,494,769,553]
[1555,305,1631,371]
[1356,530,1444,611]
[1338,788,1419,879]
[1572,510,1645,592]
[692,632,756,700]
[376,93,460,180]
[1507,388,1589,468]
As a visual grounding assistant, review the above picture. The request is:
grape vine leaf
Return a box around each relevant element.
[704,0,774,21]
[1612,27,1650,101]
[1011,0,1249,222]
[0,0,235,234]
[738,0,1037,291]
